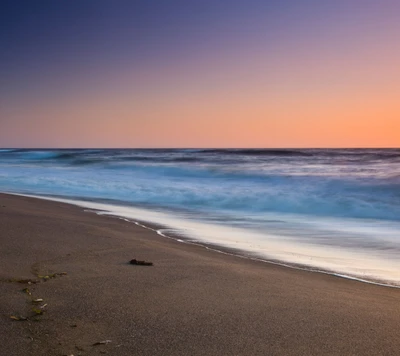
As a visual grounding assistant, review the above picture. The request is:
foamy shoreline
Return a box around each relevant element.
[5,191,400,289]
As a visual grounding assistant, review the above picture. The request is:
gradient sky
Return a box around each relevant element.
[1,0,399,148]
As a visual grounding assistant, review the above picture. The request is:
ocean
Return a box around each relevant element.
[1,148,399,286]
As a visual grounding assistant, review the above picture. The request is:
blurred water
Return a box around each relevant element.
[1,148,400,286]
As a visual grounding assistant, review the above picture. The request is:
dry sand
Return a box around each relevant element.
[0,193,399,355]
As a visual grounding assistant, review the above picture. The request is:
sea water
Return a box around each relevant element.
[1,148,399,286]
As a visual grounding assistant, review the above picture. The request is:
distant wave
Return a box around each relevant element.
[373,152,400,160]
[122,156,204,163]
[313,149,400,159]
[3,148,399,163]
[198,149,313,156]
[0,149,209,164]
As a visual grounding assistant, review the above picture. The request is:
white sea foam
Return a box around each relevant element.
[10,193,400,288]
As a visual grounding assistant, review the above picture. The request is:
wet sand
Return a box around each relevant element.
[0,193,399,355]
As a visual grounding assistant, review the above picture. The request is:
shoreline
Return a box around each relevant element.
[1,193,400,355]
[5,191,400,289]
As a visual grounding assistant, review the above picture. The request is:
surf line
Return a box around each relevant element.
[6,191,400,290]
[110,215,400,290]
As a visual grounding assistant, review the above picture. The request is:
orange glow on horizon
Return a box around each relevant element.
[1,12,399,149]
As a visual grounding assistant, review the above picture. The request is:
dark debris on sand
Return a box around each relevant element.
[129,259,153,266]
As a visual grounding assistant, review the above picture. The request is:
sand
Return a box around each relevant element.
[0,193,399,356]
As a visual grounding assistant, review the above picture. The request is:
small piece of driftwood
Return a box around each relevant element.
[129,259,153,266]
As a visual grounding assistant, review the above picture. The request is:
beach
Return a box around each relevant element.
[1,193,399,356]
[2,148,400,286]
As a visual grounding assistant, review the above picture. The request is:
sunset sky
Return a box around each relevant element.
[1,0,399,148]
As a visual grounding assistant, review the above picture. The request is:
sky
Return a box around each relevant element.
[1,0,399,148]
